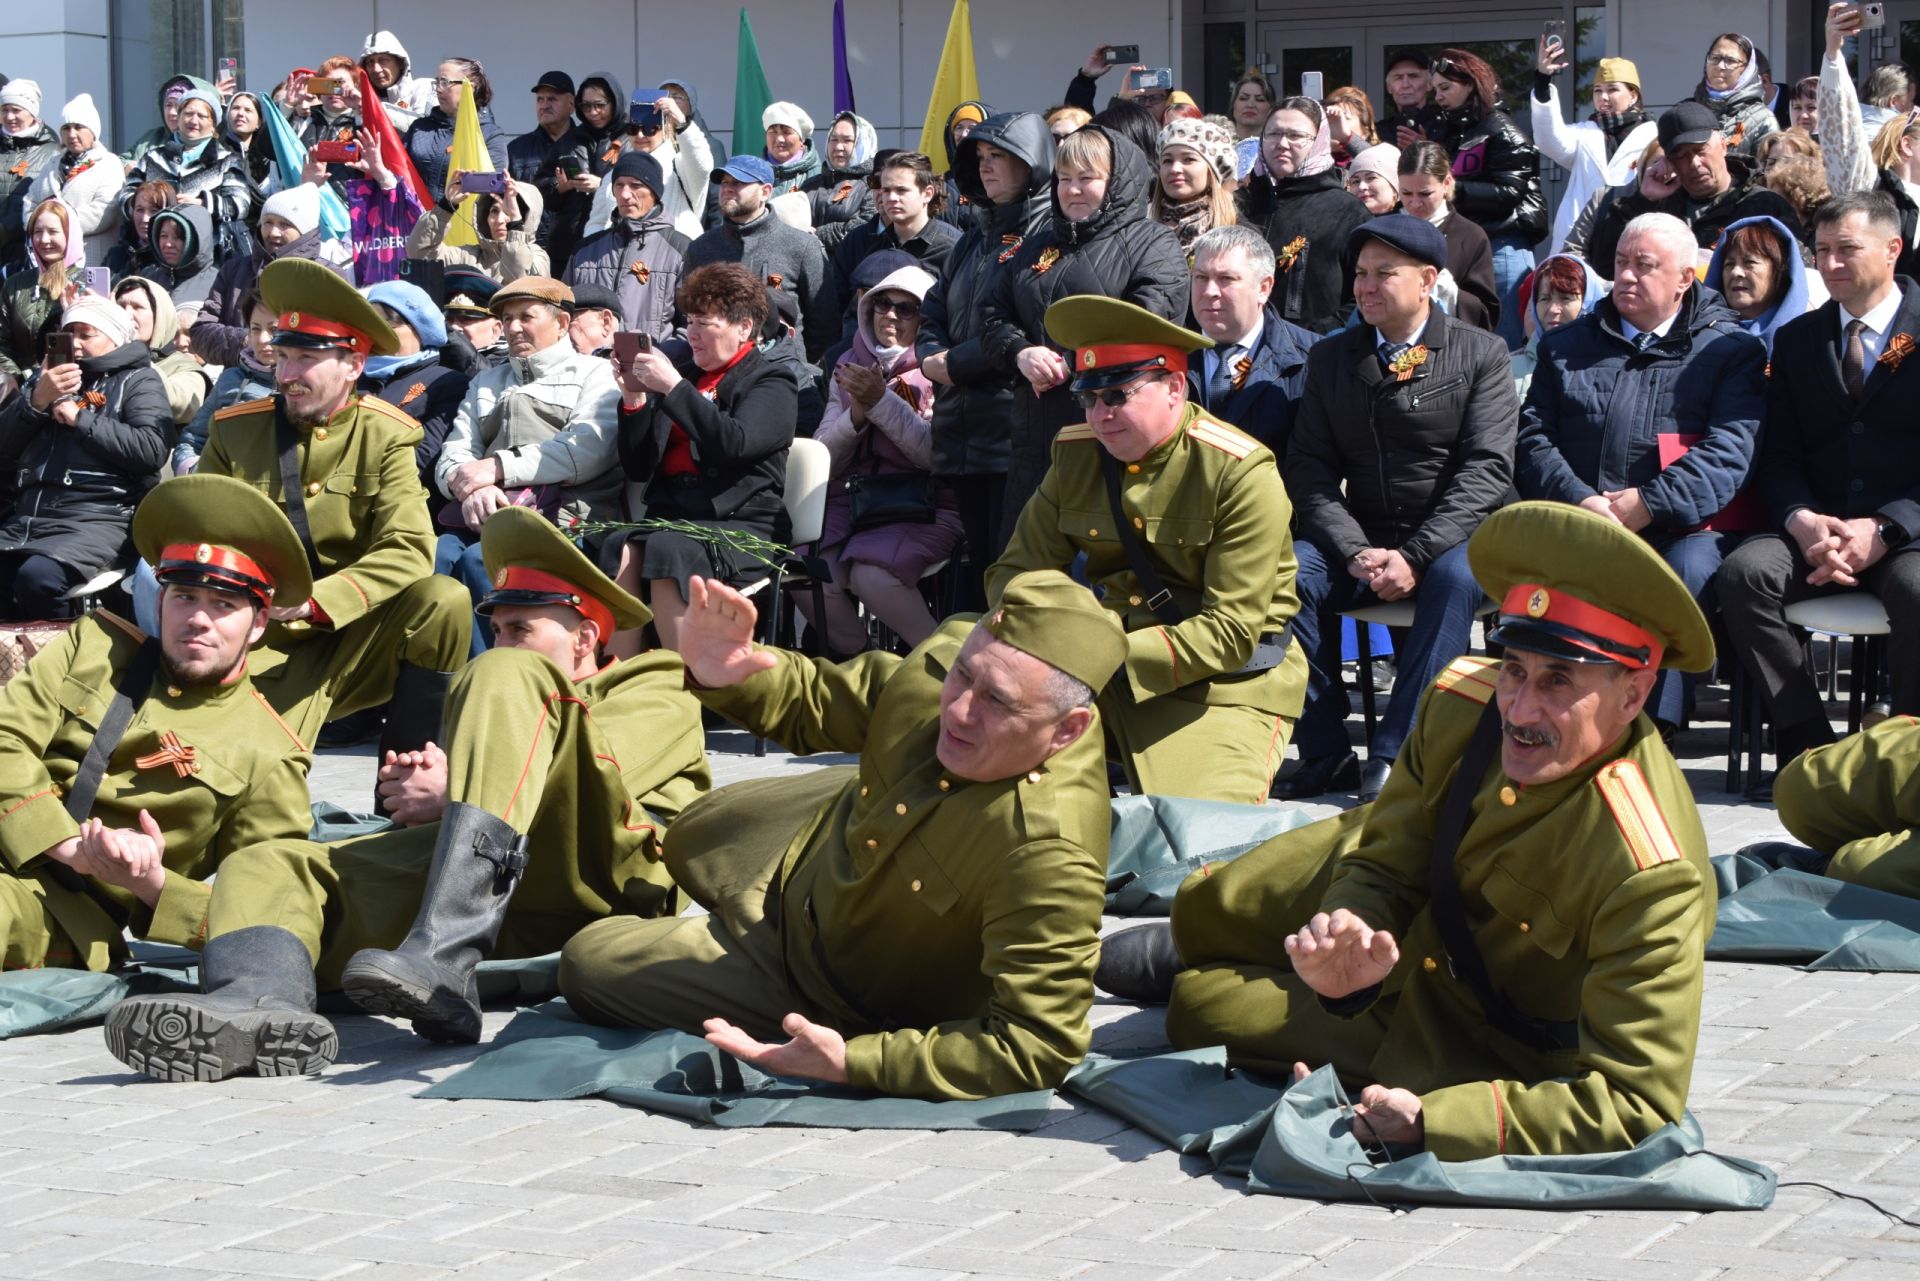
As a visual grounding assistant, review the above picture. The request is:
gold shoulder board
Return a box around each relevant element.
[1054,423,1097,443]
[356,395,423,433]
[1433,655,1498,705]
[213,396,275,421]
[1187,418,1256,459]
[1594,759,1684,872]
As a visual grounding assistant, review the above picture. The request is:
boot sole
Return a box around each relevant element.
[104,999,337,1082]
[339,959,480,1044]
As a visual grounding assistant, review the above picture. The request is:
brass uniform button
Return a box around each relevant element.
[167,686,182,698]
[1129,595,1142,607]
[1027,770,1042,783]
[1422,956,1438,973]
[1088,527,1099,537]
[1499,785,1517,806]
[305,481,321,496]
[314,428,328,441]
[1126,463,1140,474]
[1132,516,1144,529]
[937,779,950,791]
[910,879,923,892]
[894,802,907,816]
[865,838,878,850]
[860,785,869,798]
[1519,921,1531,933]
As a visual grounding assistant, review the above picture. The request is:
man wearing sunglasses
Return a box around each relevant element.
[986,295,1307,806]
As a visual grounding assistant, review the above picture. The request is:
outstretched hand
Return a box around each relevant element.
[677,576,778,686]
[1284,908,1400,998]
[703,1012,849,1083]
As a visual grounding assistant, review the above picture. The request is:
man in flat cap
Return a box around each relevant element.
[197,258,469,800]
[432,275,622,656]
[0,475,313,975]
[557,569,1124,1100]
[1282,212,1517,803]
[987,295,1307,805]
[1104,502,1714,1161]
[107,507,712,1079]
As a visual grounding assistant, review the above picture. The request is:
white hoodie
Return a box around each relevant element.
[362,31,436,124]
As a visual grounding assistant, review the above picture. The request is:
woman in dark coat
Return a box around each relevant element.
[1398,142,1502,333]
[135,204,220,318]
[404,57,511,204]
[0,297,171,618]
[917,110,1055,604]
[1429,49,1546,350]
[613,262,797,651]
[1235,97,1371,336]
[980,124,1188,540]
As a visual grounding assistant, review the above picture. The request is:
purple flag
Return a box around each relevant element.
[832,0,855,113]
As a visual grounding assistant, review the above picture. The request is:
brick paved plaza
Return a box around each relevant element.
[2,721,1916,1281]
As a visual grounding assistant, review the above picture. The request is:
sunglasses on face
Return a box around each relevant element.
[627,122,662,137]
[1073,376,1160,410]
[869,297,920,318]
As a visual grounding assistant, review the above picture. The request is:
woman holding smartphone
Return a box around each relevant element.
[405,166,549,283]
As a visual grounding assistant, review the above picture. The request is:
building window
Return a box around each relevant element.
[1575,5,1606,101]
[109,0,243,144]
[1203,22,1249,116]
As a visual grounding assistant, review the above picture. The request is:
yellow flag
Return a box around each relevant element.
[918,0,981,163]
[444,80,494,249]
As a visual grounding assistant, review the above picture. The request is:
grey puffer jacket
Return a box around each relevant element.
[916,111,1055,478]
[1692,80,1779,158]
[561,205,690,340]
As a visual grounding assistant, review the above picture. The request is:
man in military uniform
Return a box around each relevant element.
[1773,718,1920,895]
[0,475,313,973]
[106,508,712,1080]
[986,296,1307,805]
[196,257,469,790]
[442,267,509,373]
[557,569,1127,1101]
[1102,502,1716,1161]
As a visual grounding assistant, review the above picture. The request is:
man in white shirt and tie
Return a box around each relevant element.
[1719,190,1920,795]
[1187,225,1319,454]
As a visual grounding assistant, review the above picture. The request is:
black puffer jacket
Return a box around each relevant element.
[801,163,875,233]
[1236,169,1372,334]
[940,99,993,234]
[0,340,172,576]
[980,125,1189,530]
[405,104,511,204]
[918,111,1055,479]
[1283,309,1518,571]
[1434,106,1546,245]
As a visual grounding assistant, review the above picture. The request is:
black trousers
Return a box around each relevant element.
[1717,533,1920,730]
[0,553,79,621]
[945,473,1005,615]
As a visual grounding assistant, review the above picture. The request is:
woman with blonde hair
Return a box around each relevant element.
[582,86,714,242]
[1045,105,1091,143]
[0,199,84,392]
[1323,86,1379,167]
[1152,116,1238,249]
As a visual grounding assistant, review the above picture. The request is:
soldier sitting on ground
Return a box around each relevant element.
[106,508,712,1081]
[1773,717,1920,896]
[1099,501,1717,1160]
[556,569,1126,1101]
[0,475,313,973]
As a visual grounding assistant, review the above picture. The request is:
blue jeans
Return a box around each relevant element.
[1648,530,1731,728]
[1489,232,1536,353]
[434,531,493,658]
[1291,538,1485,762]
[131,558,160,634]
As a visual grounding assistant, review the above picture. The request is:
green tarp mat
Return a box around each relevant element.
[418,1002,1061,1130]
[1105,795,1315,916]
[1065,1048,1777,1210]
[1708,846,1920,971]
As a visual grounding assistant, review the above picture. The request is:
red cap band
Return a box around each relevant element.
[158,542,275,604]
[1074,342,1189,377]
[491,566,614,638]
[1499,583,1663,670]
[276,310,373,355]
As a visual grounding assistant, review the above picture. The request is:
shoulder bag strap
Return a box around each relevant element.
[1099,448,1183,627]
[273,407,323,575]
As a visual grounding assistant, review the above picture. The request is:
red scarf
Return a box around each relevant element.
[662,342,753,476]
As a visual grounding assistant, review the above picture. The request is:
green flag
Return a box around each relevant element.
[732,8,774,157]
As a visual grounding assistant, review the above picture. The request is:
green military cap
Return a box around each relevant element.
[258,256,401,356]
[478,507,651,636]
[984,570,1128,692]
[1044,295,1213,393]
[133,474,314,609]
[1470,501,1715,673]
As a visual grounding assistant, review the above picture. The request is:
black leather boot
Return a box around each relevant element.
[374,662,455,816]
[1274,750,1360,800]
[105,926,336,1082]
[1093,922,1183,1004]
[338,803,528,1043]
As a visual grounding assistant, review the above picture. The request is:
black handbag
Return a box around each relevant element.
[844,421,937,532]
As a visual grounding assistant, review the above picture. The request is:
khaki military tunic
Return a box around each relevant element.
[1776,716,1920,895]
[560,617,1113,1100]
[1167,656,1713,1161]
[204,646,710,985]
[986,404,1307,804]
[197,393,467,744]
[0,612,313,971]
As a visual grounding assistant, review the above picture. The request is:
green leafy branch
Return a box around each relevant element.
[572,517,793,570]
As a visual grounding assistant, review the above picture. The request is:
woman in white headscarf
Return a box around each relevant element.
[1691,32,1779,157]
[24,95,124,265]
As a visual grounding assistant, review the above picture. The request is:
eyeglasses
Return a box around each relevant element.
[869,297,920,318]
[1073,376,1163,410]
[1262,129,1314,144]
[1705,54,1747,69]
[432,77,469,89]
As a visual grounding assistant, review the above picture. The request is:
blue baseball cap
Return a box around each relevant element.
[717,154,775,186]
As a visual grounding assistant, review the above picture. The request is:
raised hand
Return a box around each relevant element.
[677,576,778,687]
[703,1012,849,1083]
[1284,908,1400,999]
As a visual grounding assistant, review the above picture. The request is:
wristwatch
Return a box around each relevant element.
[1878,517,1908,549]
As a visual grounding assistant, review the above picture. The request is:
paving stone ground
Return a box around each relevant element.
[2,703,1915,1280]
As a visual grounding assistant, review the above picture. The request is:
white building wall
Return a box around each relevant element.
[236,0,1177,152]
[1614,0,1783,111]
[0,0,113,133]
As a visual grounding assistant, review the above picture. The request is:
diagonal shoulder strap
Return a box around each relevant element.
[64,636,162,822]
[274,409,323,576]
[1426,701,1579,1055]
[1099,449,1184,627]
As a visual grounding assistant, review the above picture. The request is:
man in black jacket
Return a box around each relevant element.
[507,71,591,270]
[1187,224,1318,454]
[1281,215,1517,802]
[1718,191,1920,788]
[1577,102,1801,281]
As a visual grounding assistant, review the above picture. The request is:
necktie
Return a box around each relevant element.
[1632,330,1658,353]
[1208,345,1240,403]
[1379,341,1409,374]
[1843,318,1867,401]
